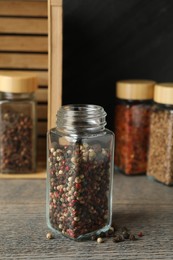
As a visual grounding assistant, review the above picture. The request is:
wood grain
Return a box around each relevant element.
[50,0,62,6]
[48,0,63,129]
[0,0,47,17]
[0,17,47,34]
[0,173,172,259]
[0,35,48,52]
[37,105,47,119]
[38,121,47,135]
[36,88,48,102]
[0,53,48,69]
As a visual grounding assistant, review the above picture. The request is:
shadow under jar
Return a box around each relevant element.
[147,83,173,185]
[46,104,114,240]
[0,72,37,173]
[115,80,155,175]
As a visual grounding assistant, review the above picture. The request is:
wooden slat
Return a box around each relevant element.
[0,53,48,69]
[0,17,48,34]
[50,0,62,6]
[36,88,48,102]
[38,121,47,136]
[48,1,62,129]
[37,137,46,161]
[37,137,46,151]
[0,172,46,179]
[37,104,47,119]
[33,71,48,86]
[0,35,48,52]
[0,1,47,17]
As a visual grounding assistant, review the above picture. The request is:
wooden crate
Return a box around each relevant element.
[48,0,63,129]
[0,0,63,178]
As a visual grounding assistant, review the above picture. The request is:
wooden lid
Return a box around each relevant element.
[0,71,38,93]
[154,83,173,105]
[116,80,155,100]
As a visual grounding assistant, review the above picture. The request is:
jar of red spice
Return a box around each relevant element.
[46,104,114,240]
[147,83,173,185]
[115,80,155,175]
[0,72,37,173]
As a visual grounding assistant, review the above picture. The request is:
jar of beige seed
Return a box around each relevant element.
[147,83,173,185]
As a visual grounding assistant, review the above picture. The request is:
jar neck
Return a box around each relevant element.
[56,104,107,134]
[1,92,34,100]
[154,101,173,110]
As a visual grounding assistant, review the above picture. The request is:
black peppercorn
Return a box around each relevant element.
[113,235,124,243]
[91,235,97,241]
[122,231,130,239]
[129,234,136,241]
[99,232,106,238]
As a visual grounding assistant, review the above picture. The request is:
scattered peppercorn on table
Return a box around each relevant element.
[0,173,172,259]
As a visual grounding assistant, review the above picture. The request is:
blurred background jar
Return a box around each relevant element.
[0,72,37,173]
[147,83,173,185]
[114,80,155,175]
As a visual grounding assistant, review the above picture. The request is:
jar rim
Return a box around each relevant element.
[56,104,107,133]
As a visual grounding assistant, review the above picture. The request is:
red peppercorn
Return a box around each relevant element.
[65,165,70,171]
[75,183,81,189]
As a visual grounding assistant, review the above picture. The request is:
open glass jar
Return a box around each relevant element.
[0,72,37,173]
[46,104,114,240]
[115,80,155,175]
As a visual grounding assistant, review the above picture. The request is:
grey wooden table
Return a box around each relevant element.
[0,173,172,260]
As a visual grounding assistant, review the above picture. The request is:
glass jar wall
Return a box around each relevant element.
[46,104,114,240]
[147,83,173,185]
[0,72,37,173]
[114,80,155,175]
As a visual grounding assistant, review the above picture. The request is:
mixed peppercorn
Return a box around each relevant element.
[47,139,112,240]
[0,111,33,172]
[46,225,143,243]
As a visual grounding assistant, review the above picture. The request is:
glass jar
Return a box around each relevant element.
[0,72,37,173]
[46,104,114,241]
[115,80,155,175]
[147,83,173,185]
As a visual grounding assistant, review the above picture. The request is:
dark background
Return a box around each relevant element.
[62,0,173,130]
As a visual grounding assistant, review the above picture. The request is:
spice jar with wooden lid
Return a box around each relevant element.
[115,80,155,175]
[0,72,38,173]
[147,83,173,185]
[46,104,114,240]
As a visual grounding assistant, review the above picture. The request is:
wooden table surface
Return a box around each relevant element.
[0,173,172,260]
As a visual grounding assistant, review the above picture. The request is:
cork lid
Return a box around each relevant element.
[116,80,155,100]
[154,83,173,105]
[0,71,38,93]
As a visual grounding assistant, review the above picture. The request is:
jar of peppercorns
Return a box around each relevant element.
[0,72,37,173]
[47,104,114,240]
[115,80,155,175]
[147,83,173,185]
